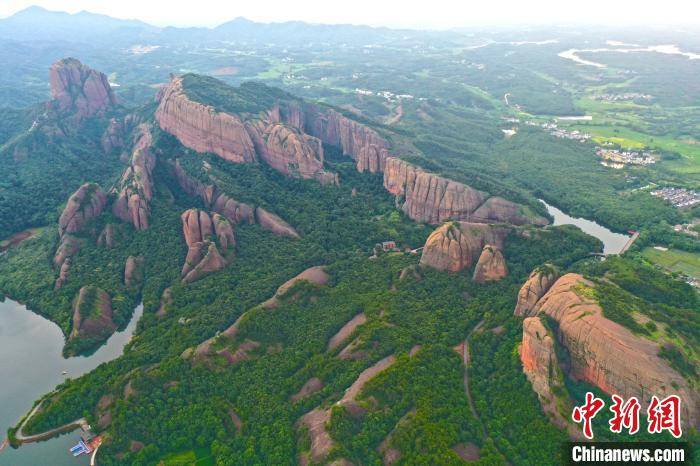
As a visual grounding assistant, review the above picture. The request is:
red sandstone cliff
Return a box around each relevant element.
[514,266,559,317]
[69,286,116,341]
[472,245,508,283]
[180,209,236,283]
[520,273,699,428]
[113,125,156,230]
[156,77,256,163]
[419,221,509,272]
[49,58,116,119]
[54,183,107,289]
[383,157,547,226]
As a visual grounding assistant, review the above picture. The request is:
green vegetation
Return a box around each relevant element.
[641,246,700,280]
[181,75,295,115]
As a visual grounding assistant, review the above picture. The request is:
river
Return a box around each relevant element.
[540,200,630,255]
[0,298,143,466]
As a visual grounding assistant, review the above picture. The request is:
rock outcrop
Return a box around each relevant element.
[157,75,547,228]
[49,58,117,119]
[157,77,339,184]
[261,266,329,309]
[69,286,116,341]
[472,245,507,283]
[97,224,118,248]
[54,183,107,288]
[156,76,257,163]
[419,222,509,272]
[521,273,699,428]
[514,266,559,317]
[169,159,299,238]
[255,207,299,239]
[113,125,156,230]
[246,120,338,185]
[180,209,236,283]
[292,104,390,173]
[520,316,570,430]
[58,183,107,238]
[124,256,144,288]
[383,157,547,226]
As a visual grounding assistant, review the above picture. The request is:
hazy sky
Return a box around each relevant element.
[1,0,699,29]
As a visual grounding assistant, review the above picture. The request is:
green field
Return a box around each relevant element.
[642,247,700,280]
[159,448,214,466]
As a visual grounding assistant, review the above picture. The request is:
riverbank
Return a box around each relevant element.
[0,299,143,465]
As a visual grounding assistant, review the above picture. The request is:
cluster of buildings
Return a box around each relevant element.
[650,187,700,208]
[593,92,653,102]
[596,148,656,168]
[354,88,415,101]
[526,121,591,141]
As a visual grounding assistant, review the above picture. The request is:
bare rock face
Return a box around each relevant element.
[97,223,117,248]
[293,104,390,173]
[473,196,548,226]
[155,76,257,163]
[514,266,559,317]
[262,266,329,309]
[255,207,300,238]
[213,192,255,225]
[156,287,173,317]
[124,256,144,288]
[383,158,487,224]
[49,58,117,119]
[472,245,507,283]
[180,209,236,283]
[419,222,509,272]
[53,235,81,270]
[58,183,107,237]
[383,157,546,226]
[113,125,156,230]
[247,120,337,185]
[70,286,116,341]
[54,183,106,288]
[54,258,71,290]
[170,159,256,225]
[523,273,699,427]
[520,316,570,430]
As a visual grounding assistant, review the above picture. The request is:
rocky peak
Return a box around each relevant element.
[113,125,156,230]
[521,273,699,428]
[155,76,257,164]
[472,244,508,283]
[70,286,116,342]
[180,208,236,283]
[419,222,509,272]
[49,58,116,119]
[58,182,107,238]
[514,265,559,317]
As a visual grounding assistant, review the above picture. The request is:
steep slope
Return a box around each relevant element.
[419,221,509,272]
[156,74,547,226]
[518,273,699,428]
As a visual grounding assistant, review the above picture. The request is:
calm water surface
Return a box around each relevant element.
[0,298,143,466]
[540,200,630,255]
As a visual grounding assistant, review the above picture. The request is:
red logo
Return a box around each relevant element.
[572,392,605,439]
[572,392,683,439]
[609,394,640,435]
[647,395,682,438]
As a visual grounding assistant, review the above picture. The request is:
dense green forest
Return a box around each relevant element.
[0,21,698,464]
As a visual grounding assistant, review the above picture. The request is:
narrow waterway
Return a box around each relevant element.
[0,298,143,466]
[540,200,630,255]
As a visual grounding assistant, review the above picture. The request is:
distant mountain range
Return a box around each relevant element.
[0,6,458,45]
